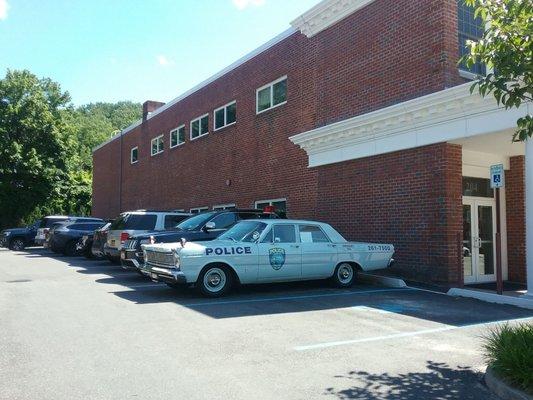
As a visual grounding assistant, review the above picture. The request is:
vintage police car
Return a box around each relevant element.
[142,219,395,297]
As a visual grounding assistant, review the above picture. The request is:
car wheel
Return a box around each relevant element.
[197,265,233,297]
[331,263,356,288]
[63,240,80,257]
[9,238,25,251]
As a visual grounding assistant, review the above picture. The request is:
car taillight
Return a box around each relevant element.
[120,232,130,243]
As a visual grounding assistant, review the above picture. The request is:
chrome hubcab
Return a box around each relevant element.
[204,268,226,292]
[338,264,353,283]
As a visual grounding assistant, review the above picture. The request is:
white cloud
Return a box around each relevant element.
[0,0,9,20]
[232,0,265,10]
[156,55,173,67]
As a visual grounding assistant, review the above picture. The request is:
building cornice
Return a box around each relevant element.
[291,0,376,38]
[289,83,530,167]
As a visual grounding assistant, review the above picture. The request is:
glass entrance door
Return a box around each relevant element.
[463,198,497,284]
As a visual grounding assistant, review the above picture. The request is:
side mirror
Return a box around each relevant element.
[204,221,216,231]
[274,237,281,243]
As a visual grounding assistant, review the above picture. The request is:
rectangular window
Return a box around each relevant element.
[272,225,296,243]
[170,125,185,148]
[190,207,209,214]
[214,101,237,131]
[256,76,287,114]
[212,203,236,211]
[458,0,486,77]
[130,147,138,164]
[190,114,209,140]
[463,177,494,198]
[255,198,287,218]
[298,225,330,243]
[151,135,164,156]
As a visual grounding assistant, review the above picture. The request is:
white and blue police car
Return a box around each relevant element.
[142,219,395,297]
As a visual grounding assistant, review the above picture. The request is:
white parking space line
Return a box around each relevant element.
[294,316,533,351]
[124,283,163,289]
[183,288,412,308]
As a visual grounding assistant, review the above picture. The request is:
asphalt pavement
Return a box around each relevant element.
[1,247,532,400]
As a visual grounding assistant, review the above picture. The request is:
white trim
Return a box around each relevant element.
[213,100,237,131]
[190,114,209,141]
[458,69,478,81]
[130,146,138,164]
[150,135,164,156]
[255,198,287,208]
[290,83,531,168]
[190,207,209,214]
[448,288,533,310]
[92,28,297,153]
[291,0,376,38]
[212,203,237,211]
[170,125,185,148]
[256,76,287,115]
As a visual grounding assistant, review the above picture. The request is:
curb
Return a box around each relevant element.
[485,366,532,400]
[358,273,407,288]
[447,288,533,310]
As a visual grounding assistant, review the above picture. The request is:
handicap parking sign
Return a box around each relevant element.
[490,164,505,189]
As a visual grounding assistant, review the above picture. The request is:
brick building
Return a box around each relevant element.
[92,0,532,291]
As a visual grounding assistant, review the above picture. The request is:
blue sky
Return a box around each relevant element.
[0,0,320,105]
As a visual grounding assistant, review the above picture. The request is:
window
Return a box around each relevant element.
[463,177,494,198]
[256,76,287,114]
[190,114,209,140]
[190,207,209,214]
[213,203,236,211]
[170,125,185,148]
[151,135,164,156]
[255,198,287,218]
[272,224,296,243]
[164,214,188,229]
[209,213,237,230]
[214,101,237,131]
[298,225,330,243]
[130,147,138,164]
[458,0,486,77]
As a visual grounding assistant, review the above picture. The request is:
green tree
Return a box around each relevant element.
[0,69,72,228]
[461,0,533,141]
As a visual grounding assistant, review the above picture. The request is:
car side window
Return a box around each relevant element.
[164,215,187,229]
[261,228,273,243]
[272,225,296,243]
[298,225,330,243]
[209,213,237,230]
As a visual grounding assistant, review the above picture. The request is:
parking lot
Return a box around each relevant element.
[1,248,532,400]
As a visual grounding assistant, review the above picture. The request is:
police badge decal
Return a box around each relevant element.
[269,248,286,270]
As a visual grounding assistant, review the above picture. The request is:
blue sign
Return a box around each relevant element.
[490,164,505,189]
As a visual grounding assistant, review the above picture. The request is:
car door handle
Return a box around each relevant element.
[327,244,337,248]
[290,245,300,248]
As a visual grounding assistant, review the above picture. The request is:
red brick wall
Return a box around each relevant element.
[92,0,466,219]
[506,156,526,283]
[314,143,464,286]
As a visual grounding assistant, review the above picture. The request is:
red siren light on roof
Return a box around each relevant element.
[264,205,275,213]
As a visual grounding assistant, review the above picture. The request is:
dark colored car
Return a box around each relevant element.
[44,217,105,249]
[120,209,280,272]
[76,222,112,259]
[0,220,40,250]
[49,221,106,256]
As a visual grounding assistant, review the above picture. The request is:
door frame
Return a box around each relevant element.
[463,196,497,284]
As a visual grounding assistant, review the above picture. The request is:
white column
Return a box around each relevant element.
[525,138,533,297]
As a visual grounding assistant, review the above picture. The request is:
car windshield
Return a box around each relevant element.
[176,212,217,231]
[218,221,268,243]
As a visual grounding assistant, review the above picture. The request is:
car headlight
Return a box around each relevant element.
[173,250,180,269]
[4,232,11,236]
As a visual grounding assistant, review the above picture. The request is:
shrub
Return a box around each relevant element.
[483,323,533,394]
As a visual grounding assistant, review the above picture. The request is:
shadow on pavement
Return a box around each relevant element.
[13,248,533,324]
[324,361,496,400]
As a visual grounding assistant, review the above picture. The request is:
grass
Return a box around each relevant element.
[483,323,533,395]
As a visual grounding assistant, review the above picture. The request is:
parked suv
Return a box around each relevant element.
[121,209,279,272]
[0,220,40,250]
[49,221,106,256]
[104,210,191,263]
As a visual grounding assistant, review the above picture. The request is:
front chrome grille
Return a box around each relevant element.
[145,250,174,268]
[124,239,138,249]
